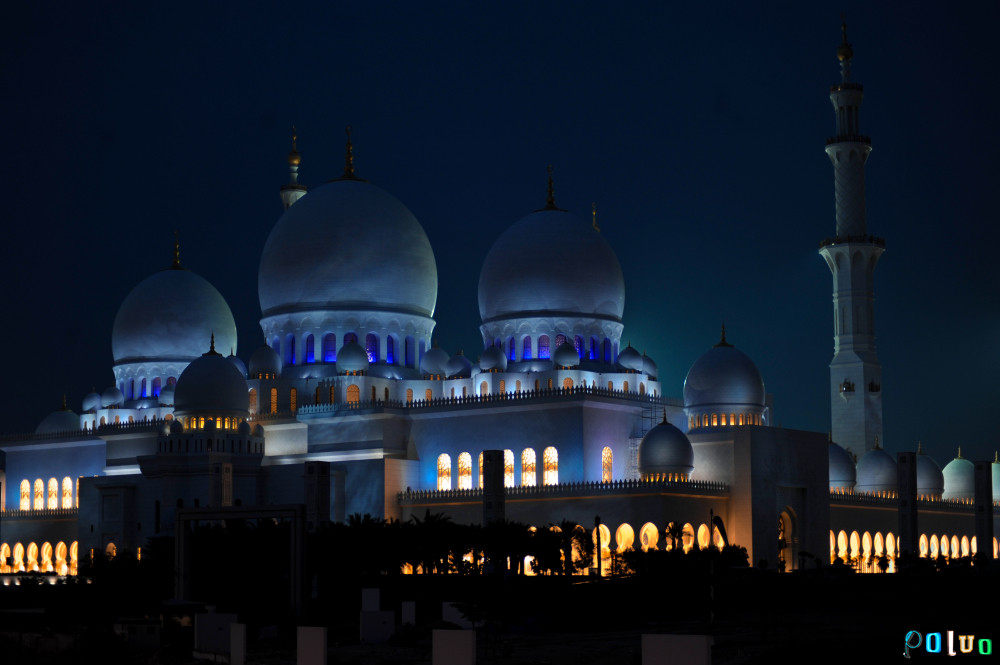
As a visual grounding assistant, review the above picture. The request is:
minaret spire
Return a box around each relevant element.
[172,230,181,269]
[343,125,357,179]
[592,202,600,232]
[545,165,556,209]
[280,124,308,209]
[818,21,884,457]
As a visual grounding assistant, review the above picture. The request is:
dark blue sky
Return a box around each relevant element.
[1,3,997,464]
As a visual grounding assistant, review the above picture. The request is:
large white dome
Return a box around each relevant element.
[112,268,237,365]
[258,179,438,319]
[683,335,765,412]
[478,208,624,324]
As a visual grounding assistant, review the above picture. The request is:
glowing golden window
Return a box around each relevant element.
[499,379,505,393]
[480,381,488,395]
[290,388,297,412]
[542,446,558,485]
[406,388,413,403]
[425,389,433,401]
[547,378,553,389]
[478,452,484,488]
[346,385,360,404]
[712,414,718,426]
[19,479,30,510]
[639,522,658,551]
[563,377,573,389]
[504,449,515,487]
[521,448,536,486]
[601,446,613,482]
[457,452,472,490]
[33,479,43,510]
[607,381,613,391]
[270,388,278,414]
[615,523,634,553]
[61,477,72,509]
[623,381,628,392]
[515,380,521,392]
[437,454,452,490]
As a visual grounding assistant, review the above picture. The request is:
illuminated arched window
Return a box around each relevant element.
[55,541,68,575]
[26,542,39,572]
[639,522,658,551]
[40,542,53,573]
[607,381,613,391]
[105,542,117,559]
[437,454,452,490]
[563,377,573,389]
[504,449,515,487]
[0,543,9,573]
[152,377,161,397]
[61,477,72,509]
[290,388,297,412]
[951,535,960,558]
[682,523,695,553]
[33,479,44,510]
[346,385,360,404]
[521,448,536,486]
[601,446,613,482]
[480,381,488,396]
[365,333,379,362]
[573,335,583,358]
[478,452,484,488]
[515,380,521,392]
[507,336,516,361]
[406,388,413,403]
[929,534,939,559]
[918,534,928,558]
[425,388,433,402]
[542,446,558,485]
[547,378,553,389]
[13,543,24,572]
[305,334,315,363]
[712,414,718,426]
[537,335,550,359]
[499,379,505,393]
[323,333,337,362]
[615,523,634,553]
[622,380,628,393]
[270,388,278,414]
[849,530,860,560]
[697,524,711,550]
[457,452,472,490]
[249,388,257,412]
[69,541,78,575]
[19,480,30,510]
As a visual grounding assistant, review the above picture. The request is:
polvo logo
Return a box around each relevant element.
[905,631,992,658]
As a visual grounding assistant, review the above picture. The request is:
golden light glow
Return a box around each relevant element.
[682,523,695,553]
[106,542,117,559]
[346,384,360,404]
[601,446,613,483]
[542,446,558,485]
[436,454,451,490]
[19,480,29,510]
[697,523,710,549]
[457,452,472,490]
[615,523,635,553]
[504,449,515,487]
[33,479,43,510]
[639,522,658,551]
[26,542,38,572]
[521,448,536,486]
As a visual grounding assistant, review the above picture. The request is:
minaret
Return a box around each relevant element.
[280,125,307,209]
[818,22,885,457]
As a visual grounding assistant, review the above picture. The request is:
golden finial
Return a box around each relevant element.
[592,202,600,232]
[61,394,67,411]
[545,165,556,210]
[288,124,301,166]
[342,125,356,179]
[917,441,923,454]
[172,230,181,269]
[956,446,962,459]
[994,451,998,464]
[873,434,880,450]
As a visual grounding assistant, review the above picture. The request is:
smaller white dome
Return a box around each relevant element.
[228,353,247,377]
[101,386,124,408]
[81,391,102,412]
[642,353,657,379]
[552,342,580,368]
[445,352,473,378]
[36,407,79,434]
[157,386,175,406]
[249,344,281,378]
[916,448,944,498]
[942,452,975,500]
[479,345,507,372]
[638,416,694,478]
[829,442,856,490]
[336,341,370,374]
[174,347,249,416]
[420,346,450,376]
[617,344,643,371]
[855,448,897,494]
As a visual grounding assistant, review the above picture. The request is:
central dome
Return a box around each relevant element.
[258,179,438,319]
[478,208,624,323]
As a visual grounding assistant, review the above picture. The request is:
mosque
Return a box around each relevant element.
[0,27,996,580]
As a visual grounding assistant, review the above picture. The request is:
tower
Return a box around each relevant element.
[280,126,307,209]
[818,22,885,457]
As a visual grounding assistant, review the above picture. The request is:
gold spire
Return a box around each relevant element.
[592,202,600,232]
[873,434,880,450]
[342,125,357,179]
[288,125,301,166]
[994,451,998,464]
[172,230,181,269]
[837,17,853,61]
[544,165,556,210]
[917,441,923,454]
[956,446,962,459]
[714,322,732,347]
[61,394,68,411]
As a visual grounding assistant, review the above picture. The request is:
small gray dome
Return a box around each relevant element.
[855,448,897,494]
[638,418,694,478]
[169,419,184,434]
[942,453,975,500]
[101,386,124,408]
[248,344,282,378]
[420,346,450,376]
[829,442,856,490]
[81,391,101,412]
[157,386,175,406]
[336,341,370,374]
[445,351,473,378]
[479,345,507,372]
[552,342,580,368]
[228,353,247,377]
[238,420,251,435]
[683,333,765,411]
[174,348,249,416]
[642,353,657,379]
[36,407,79,434]
[916,449,944,498]
[617,345,643,371]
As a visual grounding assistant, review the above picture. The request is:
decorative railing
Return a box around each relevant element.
[0,417,171,443]
[825,133,870,145]
[819,234,885,249]
[0,507,79,520]
[829,490,989,511]
[292,385,681,418]
[398,477,729,505]
[830,82,863,92]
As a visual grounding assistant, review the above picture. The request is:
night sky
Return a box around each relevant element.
[1,3,997,464]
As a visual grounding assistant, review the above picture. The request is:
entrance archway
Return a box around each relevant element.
[778,508,798,571]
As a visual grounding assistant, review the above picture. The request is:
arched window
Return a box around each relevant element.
[622,380,629,393]
[563,377,573,389]
[573,335,583,358]
[406,388,413,403]
[105,542,117,559]
[589,337,598,360]
[270,388,278,414]
[344,332,358,344]
[929,534,939,559]
[504,449,515,487]
[305,334,315,363]
[607,381,613,391]
[602,338,612,363]
[480,381,488,395]
[425,388,433,402]
[522,336,532,360]
[537,335,550,359]
[639,522,658,551]
[0,543,9,573]
[346,385,360,404]
[384,387,389,401]
[515,380,521,392]
[499,379,505,393]
[40,542,53,573]
[534,379,540,391]
[404,336,415,367]
[285,334,296,366]
[437,454,452,490]
[639,383,646,395]
[682,523,695,553]
[601,446,613,482]
[554,333,566,348]
[19,480,30,510]
[61,477,72,509]
[507,337,516,361]
[918,534,928,558]
[323,333,337,363]
[33,479,44,510]
[152,377,161,397]
[457,452,472,490]
[712,414,718,426]
[55,541,67,575]
[615,523,634,553]
[521,448,536,486]
[365,333,379,363]
[13,543,24,572]
[290,388,297,412]
[26,542,38,572]
[698,524,711,550]
[386,336,395,364]
[542,446,558,485]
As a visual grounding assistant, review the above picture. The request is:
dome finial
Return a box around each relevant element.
[544,165,556,210]
[61,393,68,411]
[994,450,998,464]
[209,332,216,355]
[956,446,962,459]
[917,441,923,454]
[837,15,854,81]
[714,322,732,348]
[288,124,301,166]
[172,229,181,269]
[592,202,600,232]
[343,125,356,179]
[662,408,667,424]
[873,434,880,450]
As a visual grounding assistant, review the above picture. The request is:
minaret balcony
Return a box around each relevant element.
[826,134,871,146]
[830,82,864,92]
[819,234,885,249]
